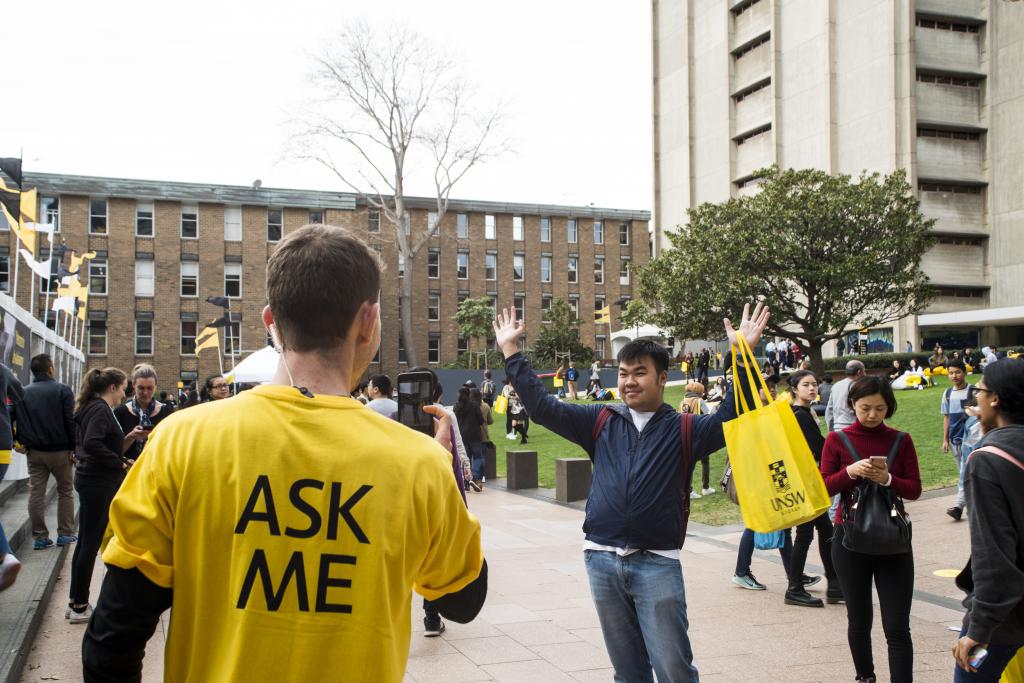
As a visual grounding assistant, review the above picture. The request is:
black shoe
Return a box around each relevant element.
[784,587,824,608]
[827,584,846,604]
[519,438,528,445]
[947,506,963,521]
[801,574,822,588]
[468,480,482,492]
[423,617,445,637]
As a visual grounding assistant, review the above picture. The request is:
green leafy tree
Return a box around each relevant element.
[532,298,594,368]
[634,166,935,373]
[453,297,496,369]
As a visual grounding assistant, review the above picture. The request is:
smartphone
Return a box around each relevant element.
[397,371,436,436]
[870,456,888,467]
[968,646,988,669]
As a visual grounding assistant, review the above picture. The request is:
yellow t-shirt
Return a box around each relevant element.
[103,385,483,683]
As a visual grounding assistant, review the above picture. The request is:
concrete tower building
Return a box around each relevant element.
[652,0,1024,351]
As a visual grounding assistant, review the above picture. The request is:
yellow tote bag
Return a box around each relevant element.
[553,376,564,388]
[722,336,831,532]
[1003,649,1024,683]
[493,394,508,415]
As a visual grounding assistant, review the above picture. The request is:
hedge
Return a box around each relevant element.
[822,348,1024,372]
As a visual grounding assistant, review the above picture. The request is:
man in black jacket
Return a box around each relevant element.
[15,354,77,549]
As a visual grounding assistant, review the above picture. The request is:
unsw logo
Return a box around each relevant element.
[768,459,805,512]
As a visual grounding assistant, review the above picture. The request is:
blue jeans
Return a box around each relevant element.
[0,464,10,557]
[953,628,1022,682]
[584,549,699,682]
[955,440,969,509]
[468,442,485,483]
[735,528,792,577]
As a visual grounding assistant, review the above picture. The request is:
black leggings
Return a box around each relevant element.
[512,415,529,439]
[70,480,119,606]
[697,455,710,490]
[788,511,836,587]
[832,526,915,682]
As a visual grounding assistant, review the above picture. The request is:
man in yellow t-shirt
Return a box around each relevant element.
[83,225,487,682]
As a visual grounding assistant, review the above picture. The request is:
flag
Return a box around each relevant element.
[77,287,89,321]
[20,187,37,223]
[58,277,87,300]
[206,296,230,308]
[614,296,631,308]
[0,184,18,228]
[69,250,96,274]
[31,221,54,244]
[208,315,230,328]
[1,186,37,251]
[0,158,22,189]
[51,296,76,314]
[50,243,69,260]
[58,264,76,279]
[195,326,220,354]
[18,249,51,279]
[594,306,611,324]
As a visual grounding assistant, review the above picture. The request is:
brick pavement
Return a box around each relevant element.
[20,485,970,682]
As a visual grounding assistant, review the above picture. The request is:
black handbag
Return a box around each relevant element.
[836,431,912,555]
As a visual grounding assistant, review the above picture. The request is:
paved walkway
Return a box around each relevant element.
[21,485,970,682]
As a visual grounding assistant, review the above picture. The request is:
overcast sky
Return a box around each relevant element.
[4,1,652,211]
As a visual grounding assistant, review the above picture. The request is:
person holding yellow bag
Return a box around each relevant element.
[493,302,768,683]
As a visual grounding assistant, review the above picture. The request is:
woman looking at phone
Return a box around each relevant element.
[114,364,175,462]
[820,376,922,683]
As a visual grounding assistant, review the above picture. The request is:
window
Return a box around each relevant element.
[540,255,552,283]
[735,124,772,145]
[936,287,986,298]
[733,78,771,102]
[595,296,606,315]
[136,201,154,236]
[40,258,59,293]
[915,17,979,33]
[88,320,107,355]
[90,199,107,234]
[267,208,283,242]
[485,253,497,280]
[917,72,981,87]
[427,212,439,233]
[457,337,468,355]
[398,253,405,277]
[594,221,604,245]
[40,196,59,231]
[180,262,198,297]
[134,259,155,297]
[485,214,496,239]
[513,254,524,281]
[487,295,497,315]
[540,218,551,243]
[619,222,630,246]
[309,210,324,224]
[919,182,982,194]
[181,204,198,238]
[568,256,578,283]
[428,294,440,321]
[0,255,7,292]
[596,335,606,360]
[567,219,577,244]
[180,321,197,355]
[224,262,242,298]
[428,250,440,279]
[541,294,552,319]
[398,336,407,364]
[513,216,524,241]
[733,33,770,57]
[224,322,241,356]
[514,295,525,321]
[224,206,242,241]
[568,297,579,317]
[936,236,985,246]
[89,260,108,295]
[428,337,440,364]
[731,0,762,16]
[457,252,469,279]
[368,208,380,232]
[594,257,604,285]
[457,213,469,238]
[918,127,980,141]
[620,258,631,285]
[135,320,154,355]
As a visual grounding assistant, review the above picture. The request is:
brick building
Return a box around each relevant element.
[6,173,650,386]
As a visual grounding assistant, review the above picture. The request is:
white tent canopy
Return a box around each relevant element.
[226,346,280,384]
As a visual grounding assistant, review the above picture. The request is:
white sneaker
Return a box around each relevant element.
[0,553,21,591]
[690,491,702,499]
[68,604,94,624]
[506,432,516,440]
[702,487,716,496]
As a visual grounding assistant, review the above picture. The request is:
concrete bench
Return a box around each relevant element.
[484,442,497,480]
[556,458,592,503]
[506,450,538,490]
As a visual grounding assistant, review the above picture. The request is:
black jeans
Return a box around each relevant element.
[832,526,915,682]
[70,479,119,606]
[788,512,836,588]
[697,455,710,490]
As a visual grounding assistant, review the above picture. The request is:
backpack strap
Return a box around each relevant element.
[591,407,614,442]
[678,413,694,545]
[968,446,1024,472]
[835,431,862,462]
[885,432,906,468]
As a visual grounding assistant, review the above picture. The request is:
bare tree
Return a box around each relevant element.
[298,22,503,366]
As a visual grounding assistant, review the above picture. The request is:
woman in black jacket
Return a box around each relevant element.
[454,387,486,492]
[67,367,146,623]
[785,370,842,608]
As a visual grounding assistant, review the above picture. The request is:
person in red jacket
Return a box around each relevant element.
[820,375,922,683]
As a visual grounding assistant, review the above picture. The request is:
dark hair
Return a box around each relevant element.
[617,340,670,374]
[822,374,834,384]
[484,369,492,379]
[470,388,483,403]
[266,224,382,352]
[947,359,966,372]
[76,367,127,413]
[368,374,392,397]
[30,353,53,376]
[847,375,897,418]
[787,369,816,389]
[200,374,226,402]
[409,366,443,402]
[982,358,1024,424]
[453,386,476,427]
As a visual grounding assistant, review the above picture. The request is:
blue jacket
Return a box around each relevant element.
[505,353,742,550]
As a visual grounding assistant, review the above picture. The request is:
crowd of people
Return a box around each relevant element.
[0,222,1020,683]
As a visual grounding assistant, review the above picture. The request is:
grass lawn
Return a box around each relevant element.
[490,376,963,526]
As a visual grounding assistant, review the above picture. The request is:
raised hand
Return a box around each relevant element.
[492,307,527,359]
[724,302,770,349]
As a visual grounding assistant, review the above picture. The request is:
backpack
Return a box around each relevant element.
[481,379,496,399]
[592,408,695,545]
[836,431,912,555]
[943,384,977,406]
[680,396,703,415]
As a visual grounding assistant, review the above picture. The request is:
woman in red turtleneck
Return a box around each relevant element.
[821,375,922,683]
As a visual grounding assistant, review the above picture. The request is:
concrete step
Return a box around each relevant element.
[0,481,71,683]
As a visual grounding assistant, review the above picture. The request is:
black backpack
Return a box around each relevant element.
[836,431,912,555]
